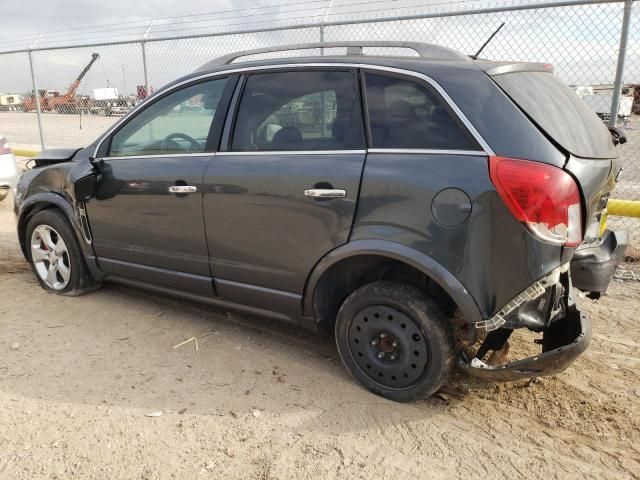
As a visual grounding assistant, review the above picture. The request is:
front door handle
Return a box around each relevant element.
[169,185,197,194]
[304,188,346,199]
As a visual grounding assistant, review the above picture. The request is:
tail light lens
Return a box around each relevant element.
[0,138,10,155]
[489,156,582,247]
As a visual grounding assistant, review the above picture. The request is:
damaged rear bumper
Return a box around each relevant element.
[570,229,628,295]
[458,308,591,381]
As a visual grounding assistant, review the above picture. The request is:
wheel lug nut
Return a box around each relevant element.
[377,352,385,359]
[392,341,398,348]
[380,332,387,338]
[389,354,396,360]
[371,339,378,346]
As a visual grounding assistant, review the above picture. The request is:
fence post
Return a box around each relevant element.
[27,50,45,151]
[141,20,153,97]
[320,0,334,56]
[609,0,633,127]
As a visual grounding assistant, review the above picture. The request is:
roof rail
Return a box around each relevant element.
[197,41,470,70]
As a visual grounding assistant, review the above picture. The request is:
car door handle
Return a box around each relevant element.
[304,188,346,198]
[168,185,197,194]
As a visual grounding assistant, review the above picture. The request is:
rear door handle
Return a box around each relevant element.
[304,188,346,198]
[168,185,197,194]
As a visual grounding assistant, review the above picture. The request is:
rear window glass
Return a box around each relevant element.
[493,72,616,159]
[364,73,476,150]
[231,70,364,151]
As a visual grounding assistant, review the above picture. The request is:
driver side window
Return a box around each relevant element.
[109,78,228,157]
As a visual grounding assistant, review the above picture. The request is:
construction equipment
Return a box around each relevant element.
[23,53,99,114]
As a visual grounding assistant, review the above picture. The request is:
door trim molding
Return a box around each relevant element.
[214,278,302,320]
[98,257,214,296]
[216,150,366,156]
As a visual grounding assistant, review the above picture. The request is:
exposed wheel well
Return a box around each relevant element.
[312,255,458,331]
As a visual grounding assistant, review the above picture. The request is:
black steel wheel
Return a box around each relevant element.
[335,281,454,402]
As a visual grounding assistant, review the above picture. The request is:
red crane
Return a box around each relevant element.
[24,53,100,113]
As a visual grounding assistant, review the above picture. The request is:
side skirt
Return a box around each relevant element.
[104,275,317,331]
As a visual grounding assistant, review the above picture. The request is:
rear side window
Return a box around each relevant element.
[493,72,616,159]
[231,70,364,151]
[363,72,475,150]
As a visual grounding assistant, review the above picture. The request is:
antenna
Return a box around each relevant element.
[470,22,505,60]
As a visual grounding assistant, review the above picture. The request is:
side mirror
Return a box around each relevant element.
[74,174,97,202]
[69,159,101,202]
[608,126,627,146]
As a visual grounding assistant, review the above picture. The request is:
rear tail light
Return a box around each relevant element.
[489,156,582,247]
[0,138,10,155]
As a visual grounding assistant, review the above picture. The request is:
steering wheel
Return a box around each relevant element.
[160,132,201,152]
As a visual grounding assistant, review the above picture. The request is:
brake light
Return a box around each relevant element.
[0,138,10,155]
[489,156,582,246]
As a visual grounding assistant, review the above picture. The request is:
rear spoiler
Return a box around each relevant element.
[478,61,554,76]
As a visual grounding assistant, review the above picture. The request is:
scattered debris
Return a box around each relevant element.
[252,409,262,418]
[526,377,542,387]
[178,408,187,414]
[10,342,19,350]
[145,411,163,417]
[614,269,638,281]
[434,392,450,402]
[173,336,199,351]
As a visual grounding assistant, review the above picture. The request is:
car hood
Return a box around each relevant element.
[32,148,82,167]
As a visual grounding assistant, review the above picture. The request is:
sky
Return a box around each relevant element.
[0,0,637,97]
[0,0,248,39]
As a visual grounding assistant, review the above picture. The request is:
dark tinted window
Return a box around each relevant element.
[364,73,475,150]
[493,71,616,159]
[231,70,363,151]
[110,78,227,157]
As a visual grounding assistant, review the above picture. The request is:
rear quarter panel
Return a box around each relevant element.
[352,152,563,318]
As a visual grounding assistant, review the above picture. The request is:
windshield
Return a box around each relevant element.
[493,71,616,159]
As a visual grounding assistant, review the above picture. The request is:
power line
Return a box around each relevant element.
[0,0,331,42]
[0,0,490,50]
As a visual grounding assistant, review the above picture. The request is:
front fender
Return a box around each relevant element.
[16,191,103,281]
[17,191,80,255]
[303,239,483,324]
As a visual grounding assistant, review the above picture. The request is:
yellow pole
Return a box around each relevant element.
[608,199,640,218]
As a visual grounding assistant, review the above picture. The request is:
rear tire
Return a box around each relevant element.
[25,209,99,296]
[335,281,454,402]
[0,188,8,202]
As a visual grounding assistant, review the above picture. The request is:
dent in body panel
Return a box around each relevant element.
[352,152,562,318]
[16,161,87,251]
[564,155,614,241]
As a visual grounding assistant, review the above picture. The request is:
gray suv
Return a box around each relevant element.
[14,42,628,401]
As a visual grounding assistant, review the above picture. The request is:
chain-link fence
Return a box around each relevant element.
[0,0,638,245]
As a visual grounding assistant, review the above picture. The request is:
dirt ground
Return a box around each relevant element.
[1,193,640,479]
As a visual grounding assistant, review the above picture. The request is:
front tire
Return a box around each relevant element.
[335,281,454,402]
[25,209,99,296]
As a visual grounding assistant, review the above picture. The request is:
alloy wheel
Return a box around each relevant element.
[30,224,71,291]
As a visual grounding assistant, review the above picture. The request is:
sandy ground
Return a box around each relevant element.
[1,181,640,479]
